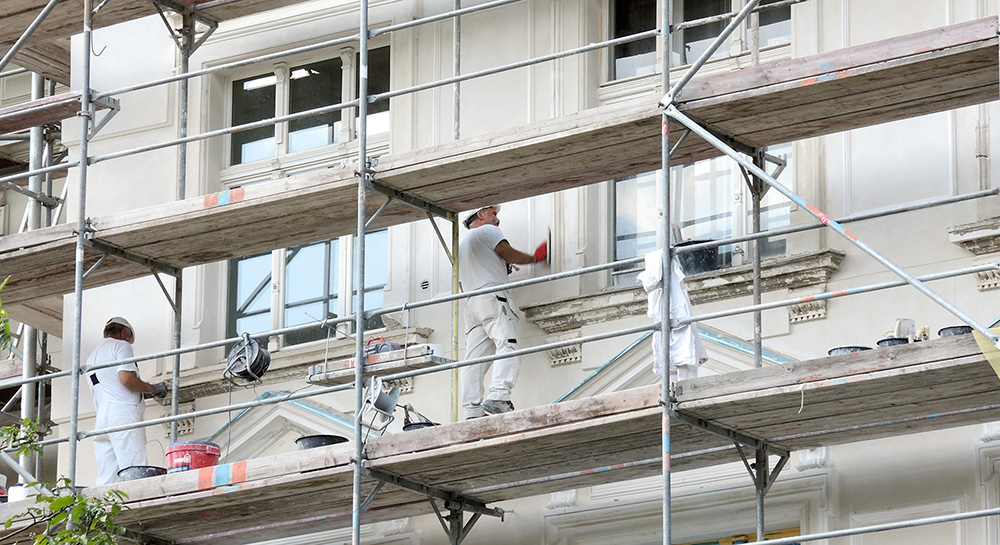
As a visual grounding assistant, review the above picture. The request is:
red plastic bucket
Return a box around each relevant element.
[165,441,221,473]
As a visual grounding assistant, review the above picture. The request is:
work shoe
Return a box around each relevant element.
[482,399,515,415]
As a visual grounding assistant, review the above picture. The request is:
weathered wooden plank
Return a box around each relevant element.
[677,333,983,402]
[372,408,665,484]
[677,17,999,103]
[0,91,116,134]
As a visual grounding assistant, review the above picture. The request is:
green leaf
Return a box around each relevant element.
[47,496,75,511]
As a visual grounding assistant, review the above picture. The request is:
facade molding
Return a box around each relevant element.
[948,216,1000,256]
[523,249,845,334]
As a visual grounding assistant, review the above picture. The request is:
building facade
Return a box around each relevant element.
[3,0,1000,543]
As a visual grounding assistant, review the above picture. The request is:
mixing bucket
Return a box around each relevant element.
[118,465,167,481]
[166,441,221,473]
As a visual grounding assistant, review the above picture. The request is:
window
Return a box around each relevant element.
[229,46,390,166]
[611,0,657,80]
[227,230,389,347]
[612,144,793,285]
[609,0,791,80]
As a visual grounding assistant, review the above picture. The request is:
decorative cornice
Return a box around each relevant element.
[682,249,846,304]
[522,249,845,334]
[948,216,1000,255]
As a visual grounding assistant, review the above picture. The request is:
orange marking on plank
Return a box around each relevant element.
[232,460,247,483]
[198,467,214,490]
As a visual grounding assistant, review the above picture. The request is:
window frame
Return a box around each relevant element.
[610,144,794,286]
[606,0,792,82]
[226,229,391,348]
[220,38,392,187]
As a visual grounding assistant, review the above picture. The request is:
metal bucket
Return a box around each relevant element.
[938,325,973,338]
[827,345,872,356]
[118,465,167,481]
[402,421,439,432]
[295,434,349,450]
[876,337,908,348]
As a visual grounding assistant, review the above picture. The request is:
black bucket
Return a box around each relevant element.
[675,241,718,275]
[876,337,908,348]
[118,465,167,481]
[402,421,439,432]
[295,434,349,450]
[939,325,973,338]
[827,346,872,356]
[226,335,271,381]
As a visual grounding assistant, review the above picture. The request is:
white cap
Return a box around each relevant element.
[462,204,501,229]
[105,316,134,341]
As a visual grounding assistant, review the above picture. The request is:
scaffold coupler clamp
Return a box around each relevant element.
[75,218,98,238]
[657,92,674,112]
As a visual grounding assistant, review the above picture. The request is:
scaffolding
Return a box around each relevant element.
[0,0,999,544]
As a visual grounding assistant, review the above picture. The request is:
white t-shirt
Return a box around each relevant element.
[86,338,141,404]
[459,224,508,291]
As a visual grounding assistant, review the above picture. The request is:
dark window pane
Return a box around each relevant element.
[289,58,343,153]
[682,0,727,64]
[758,0,791,47]
[611,0,656,79]
[365,47,391,115]
[231,74,276,165]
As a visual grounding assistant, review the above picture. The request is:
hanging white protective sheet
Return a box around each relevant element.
[636,249,707,379]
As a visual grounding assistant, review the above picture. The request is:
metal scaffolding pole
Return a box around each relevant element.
[749,151,765,369]
[451,0,462,425]
[660,1,673,545]
[67,0,95,489]
[351,0,371,541]
[19,72,44,480]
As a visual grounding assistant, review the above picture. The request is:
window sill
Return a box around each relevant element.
[221,131,391,187]
[521,249,845,334]
[150,326,431,403]
[598,43,792,106]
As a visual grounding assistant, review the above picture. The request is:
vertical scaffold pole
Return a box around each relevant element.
[451,0,462,422]
[68,0,96,488]
[20,72,44,478]
[352,0,371,542]
[660,0,673,544]
[751,151,764,369]
[452,215,460,422]
[170,12,194,444]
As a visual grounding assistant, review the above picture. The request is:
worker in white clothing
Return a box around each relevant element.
[86,317,167,486]
[459,205,547,419]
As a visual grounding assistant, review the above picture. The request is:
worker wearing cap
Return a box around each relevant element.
[459,205,547,419]
[86,317,167,486]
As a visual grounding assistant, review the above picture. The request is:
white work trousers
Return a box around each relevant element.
[92,386,147,486]
[461,293,520,418]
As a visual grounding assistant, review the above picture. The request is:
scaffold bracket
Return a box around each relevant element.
[88,96,121,139]
[671,408,789,457]
[367,179,453,219]
[365,467,504,519]
[83,237,181,278]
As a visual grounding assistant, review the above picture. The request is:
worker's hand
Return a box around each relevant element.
[152,382,169,399]
[533,241,548,263]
